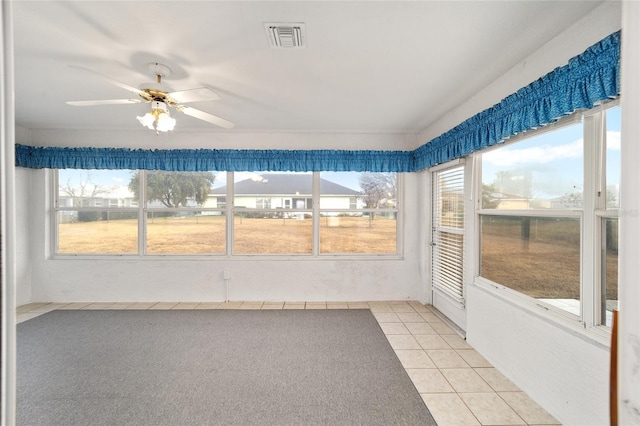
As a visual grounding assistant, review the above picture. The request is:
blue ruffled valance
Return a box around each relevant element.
[412,30,620,170]
[15,144,413,172]
[15,31,620,173]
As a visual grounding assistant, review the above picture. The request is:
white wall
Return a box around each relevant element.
[417,1,622,149]
[22,169,422,303]
[419,3,622,425]
[619,2,640,423]
[15,126,32,306]
[15,167,31,306]
[26,128,418,151]
[416,169,431,305]
[17,126,421,303]
[467,284,610,425]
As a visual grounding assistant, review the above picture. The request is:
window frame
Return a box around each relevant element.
[318,171,400,256]
[474,100,620,338]
[52,170,403,259]
[52,170,141,256]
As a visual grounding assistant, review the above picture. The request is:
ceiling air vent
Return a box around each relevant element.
[264,23,306,49]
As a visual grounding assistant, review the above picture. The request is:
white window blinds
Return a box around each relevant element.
[432,165,465,305]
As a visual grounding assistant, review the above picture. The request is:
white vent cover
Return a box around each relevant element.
[264,23,306,48]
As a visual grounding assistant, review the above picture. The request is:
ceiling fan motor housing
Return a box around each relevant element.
[151,100,169,114]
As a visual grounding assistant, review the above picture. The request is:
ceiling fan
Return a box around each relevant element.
[66,62,234,132]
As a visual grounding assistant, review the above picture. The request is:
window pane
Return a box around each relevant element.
[481,123,583,209]
[480,215,581,316]
[606,106,621,209]
[58,169,136,208]
[434,167,464,229]
[146,213,226,254]
[602,217,619,326]
[320,212,396,254]
[57,211,137,254]
[232,172,312,210]
[142,171,217,208]
[233,213,312,254]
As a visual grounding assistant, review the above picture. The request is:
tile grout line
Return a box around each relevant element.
[383,303,540,426]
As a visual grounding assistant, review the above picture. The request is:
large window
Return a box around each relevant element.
[478,102,620,329]
[319,172,397,254]
[232,172,313,255]
[54,170,400,257]
[143,171,225,255]
[56,169,138,254]
[481,121,584,210]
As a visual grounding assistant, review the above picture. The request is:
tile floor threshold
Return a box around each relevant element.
[16,301,561,426]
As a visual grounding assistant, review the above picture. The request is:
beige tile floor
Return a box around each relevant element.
[16,300,561,426]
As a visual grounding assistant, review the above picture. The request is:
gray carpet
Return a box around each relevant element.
[17,309,436,425]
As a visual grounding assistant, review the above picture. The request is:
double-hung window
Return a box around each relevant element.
[477,102,620,329]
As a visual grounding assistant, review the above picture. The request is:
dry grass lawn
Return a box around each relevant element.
[58,215,397,255]
[58,215,618,302]
[481,218,618,300]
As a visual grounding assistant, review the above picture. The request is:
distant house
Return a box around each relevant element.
[58,186,138,209]
[58,186,138,222]
[484,191,553,210]
[204,173,362,214]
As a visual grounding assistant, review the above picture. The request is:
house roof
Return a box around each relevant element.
[212,174,360,196]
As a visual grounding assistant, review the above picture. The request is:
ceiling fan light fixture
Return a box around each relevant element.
[137,112,156,130]
[137,100,176,133]
[156,112,176,132]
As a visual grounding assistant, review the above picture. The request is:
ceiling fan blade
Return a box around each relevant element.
[167,87,221,104]
[66,99,143,106]
[69,65,146,96]
[178,106,234,129]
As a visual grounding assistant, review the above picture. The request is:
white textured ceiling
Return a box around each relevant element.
[13,1,603,138]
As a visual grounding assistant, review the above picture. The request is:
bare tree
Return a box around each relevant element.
[359,172,397,225]
[359,172,397,208]
[59,172,115,222]
[59,172,111,207]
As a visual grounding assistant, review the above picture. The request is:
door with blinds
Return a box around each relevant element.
[431,163,466,330]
